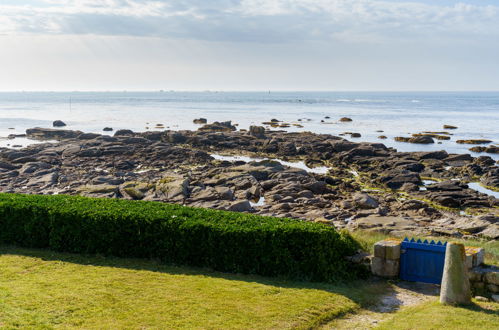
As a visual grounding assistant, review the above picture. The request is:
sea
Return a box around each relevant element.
[0,91,498,160]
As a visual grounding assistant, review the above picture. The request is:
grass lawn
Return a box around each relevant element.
[0,246,384,329]
[1,241,498,329]
[375,300,499,330]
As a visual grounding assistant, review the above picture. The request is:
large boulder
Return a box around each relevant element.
[353,192,379,209]
[249,126,266,138]
[228,200,252,212]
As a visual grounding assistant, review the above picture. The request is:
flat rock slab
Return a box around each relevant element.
[354,216,417,230]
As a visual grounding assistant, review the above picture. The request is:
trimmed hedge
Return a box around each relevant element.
[0,193,361,282]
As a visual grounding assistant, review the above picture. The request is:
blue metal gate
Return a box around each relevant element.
[400,238,447,284]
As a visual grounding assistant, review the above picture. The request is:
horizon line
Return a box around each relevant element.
[0,89,498,93]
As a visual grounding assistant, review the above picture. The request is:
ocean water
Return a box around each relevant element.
[0,91,498,160]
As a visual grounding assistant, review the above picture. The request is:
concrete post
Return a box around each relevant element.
[440,242,471,305]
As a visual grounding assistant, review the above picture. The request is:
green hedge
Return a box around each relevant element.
[0,193,362,282]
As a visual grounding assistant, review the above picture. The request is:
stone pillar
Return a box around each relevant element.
[371,239,401,278]
[440,242,471,305]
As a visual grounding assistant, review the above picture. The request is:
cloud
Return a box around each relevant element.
[0,0,498,43]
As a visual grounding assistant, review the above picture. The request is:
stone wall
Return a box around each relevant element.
[469,265,499,299]
[370,239,497,300]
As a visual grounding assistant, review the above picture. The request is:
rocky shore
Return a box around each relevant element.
[1,123,498,240]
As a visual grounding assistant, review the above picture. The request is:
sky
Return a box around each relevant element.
[0,0,498,91]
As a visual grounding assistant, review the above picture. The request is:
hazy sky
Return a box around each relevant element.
[1,0,499,91]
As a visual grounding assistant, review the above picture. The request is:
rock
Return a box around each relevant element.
[469,146,486,153]
[456,139,492,145]
[103,127,113,131]
[215,186,234,200]
[474,296,489,302]
[481,168,499,188]
[191,187,220,201]
[193,118,208,124]
[484,270,499,285]
[228,200,252,212]
[53,120,66,127]
[199,121,236,132]
[440,243,471,305]
[400,199,426,210]
[492,294,499,303]
[249,126,266,138]
[443,125,458,129]
[91,176,124,186]
[27,172,59,186]
[350,133,361,138]
[378,135,387,139]
[165,131,187,143]
[445,154,473,162]
[114,129,135,136]
[478,224,499,239]
[156,177,190,200]
[485,146,499,154]
[413,150,449,160]
[0,161,18,171]
[26,127,81,140]
[353,193,379,209]
[77,184,119,194]
[78,147,102,157]
[119,182,153,200]
[19,162,50,175]
[395,136,434,144]
[339,117,352,122]
[380,171,421,189]
[78,133,101,140]
[400,182,419,192]
[410,135,435,144]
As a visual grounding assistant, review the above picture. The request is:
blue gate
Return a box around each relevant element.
[400,238,447,284]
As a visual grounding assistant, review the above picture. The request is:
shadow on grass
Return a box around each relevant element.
[0,245,389,309]
[453,301,499,316]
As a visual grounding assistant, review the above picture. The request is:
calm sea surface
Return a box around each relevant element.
[0,91,498,159]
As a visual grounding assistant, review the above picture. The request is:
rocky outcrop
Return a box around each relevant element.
[26,128,81,140]
[1,126,497,240]
[198,121,236,132]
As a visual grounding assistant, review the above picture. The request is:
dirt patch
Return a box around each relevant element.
[323,281,440,329]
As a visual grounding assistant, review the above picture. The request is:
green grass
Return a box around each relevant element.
[375,300,499,330]
[351,230,499,266]
[0,246,384,329]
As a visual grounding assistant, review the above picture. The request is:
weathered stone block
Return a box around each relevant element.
[469,269,483,282]
[374,242,386,258]
[385,242,401,260]
[486,284,498,293]
[484,271,499,285]
[384,259,400,277]
[465,254,473,269]
[371,256,384,276]
[371,257,399,278]
[475,249,485,266]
